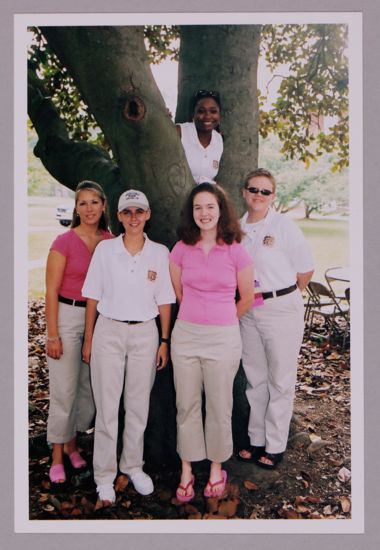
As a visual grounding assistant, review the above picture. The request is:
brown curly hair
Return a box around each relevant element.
[177,182,243,245]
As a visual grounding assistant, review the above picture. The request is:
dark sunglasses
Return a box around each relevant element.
[195,90,220,99]
[245,186,273,196]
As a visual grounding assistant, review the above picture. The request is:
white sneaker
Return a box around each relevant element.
[129,471,154,495]
[97,483,116,503]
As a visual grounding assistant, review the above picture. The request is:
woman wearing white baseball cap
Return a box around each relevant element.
[82,189,176,505]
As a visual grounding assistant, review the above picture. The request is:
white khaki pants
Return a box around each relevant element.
[171,320,242,464]
[47,302,95,443]
[90,315,158,486]
[240,289,305,453]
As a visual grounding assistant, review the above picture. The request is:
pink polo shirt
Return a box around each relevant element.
[170,240,253,325]
[50,229,113,301]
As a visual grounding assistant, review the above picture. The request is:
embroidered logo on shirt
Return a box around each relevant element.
[263,235,275,247]
[147,270,157,281]
[213,160,219,169]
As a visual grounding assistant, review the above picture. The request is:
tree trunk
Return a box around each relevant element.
[176,25,261,212]
[38,26,194,245]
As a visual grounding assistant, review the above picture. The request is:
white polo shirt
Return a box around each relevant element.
[82,234,176,321]
[179,122,223,184]
[240,208,314,292]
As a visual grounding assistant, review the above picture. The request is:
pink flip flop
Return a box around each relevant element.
[176,475,195,503]
[49,463,66,484]
[203,470,227,498]
[67,451,87,469]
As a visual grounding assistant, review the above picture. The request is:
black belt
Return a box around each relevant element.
[58,295,86,307]
[112,319,144,325]
[262,284,297,300]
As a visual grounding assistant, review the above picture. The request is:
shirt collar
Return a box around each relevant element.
[194,240,227,251]
[116,233,150,254]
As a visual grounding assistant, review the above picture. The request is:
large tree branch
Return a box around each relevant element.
[28,64,122,220]
[38,26,193,245]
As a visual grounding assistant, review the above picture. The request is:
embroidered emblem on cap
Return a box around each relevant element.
[125,191,140,200]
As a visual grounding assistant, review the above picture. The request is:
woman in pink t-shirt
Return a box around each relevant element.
[45,180,113,487]
[169,182,254,502]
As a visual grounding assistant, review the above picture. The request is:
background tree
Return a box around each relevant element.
[259,134,348,217]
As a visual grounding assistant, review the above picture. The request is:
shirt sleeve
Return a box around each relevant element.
[169,240,185,267]
[81,241,105,301]
[234,243,254,272]
[284,220,315,273]
[155,246,176,306]
[50,232,70,257]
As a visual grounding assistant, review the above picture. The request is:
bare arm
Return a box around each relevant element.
[296,270,314,291]
[236,264,255,319]
[169,261,183,303]
[45,250,66,359]
[82,298,99,364]
[175,125,182,138]
[156,303,172,371]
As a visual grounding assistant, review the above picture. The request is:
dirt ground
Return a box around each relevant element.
[28,299,351,521]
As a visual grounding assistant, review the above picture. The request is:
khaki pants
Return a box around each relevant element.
[47,302,95,443]
[90,315,158,486]
[171,320,242,463]
[240,289,305,453]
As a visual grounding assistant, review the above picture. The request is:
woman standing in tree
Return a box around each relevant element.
[45,180,113,486]
[176,90,223,185]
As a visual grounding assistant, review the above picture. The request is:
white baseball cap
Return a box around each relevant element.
[118,189,150,212]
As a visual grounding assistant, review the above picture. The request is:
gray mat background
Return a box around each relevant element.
[2,0,379,548]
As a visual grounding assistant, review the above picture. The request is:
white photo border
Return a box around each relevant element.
[14,11,363,534]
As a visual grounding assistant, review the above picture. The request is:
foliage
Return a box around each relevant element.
[259,134,348,217]
[144,25,180,63]
[27,23,349,175]
[259,24,349,171]
[27,122,62,195]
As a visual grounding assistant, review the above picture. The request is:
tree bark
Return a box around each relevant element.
[176,25,261,212]
[38,26,194,246]
[28,67,122,231]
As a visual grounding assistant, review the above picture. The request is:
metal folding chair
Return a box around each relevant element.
[306,281,350,350]
[325,266,349,302]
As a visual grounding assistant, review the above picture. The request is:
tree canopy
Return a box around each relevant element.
[27,23,348,241]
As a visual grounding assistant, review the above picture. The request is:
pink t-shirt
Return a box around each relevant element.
[170,240,253,325]
[50,229,113,301]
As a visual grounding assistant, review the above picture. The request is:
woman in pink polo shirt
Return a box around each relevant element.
[45,180,113,487]
[169,182,254,501]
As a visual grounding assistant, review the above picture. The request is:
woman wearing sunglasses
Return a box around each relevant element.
[238,168,314,469]
[176,90,223,185]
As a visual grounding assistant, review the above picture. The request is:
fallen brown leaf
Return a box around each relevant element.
[218,498,239,518]
[340,496,351,513]
[244,480,259,491]
[115,474,129,493]
[206,497,220,514]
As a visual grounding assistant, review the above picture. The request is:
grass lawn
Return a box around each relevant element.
[295,218,349,282]
[27,198,349,298]
[28,231,61,261]
[29,268,46,298]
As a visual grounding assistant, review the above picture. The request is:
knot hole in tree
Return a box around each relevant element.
[122,95,146,122]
